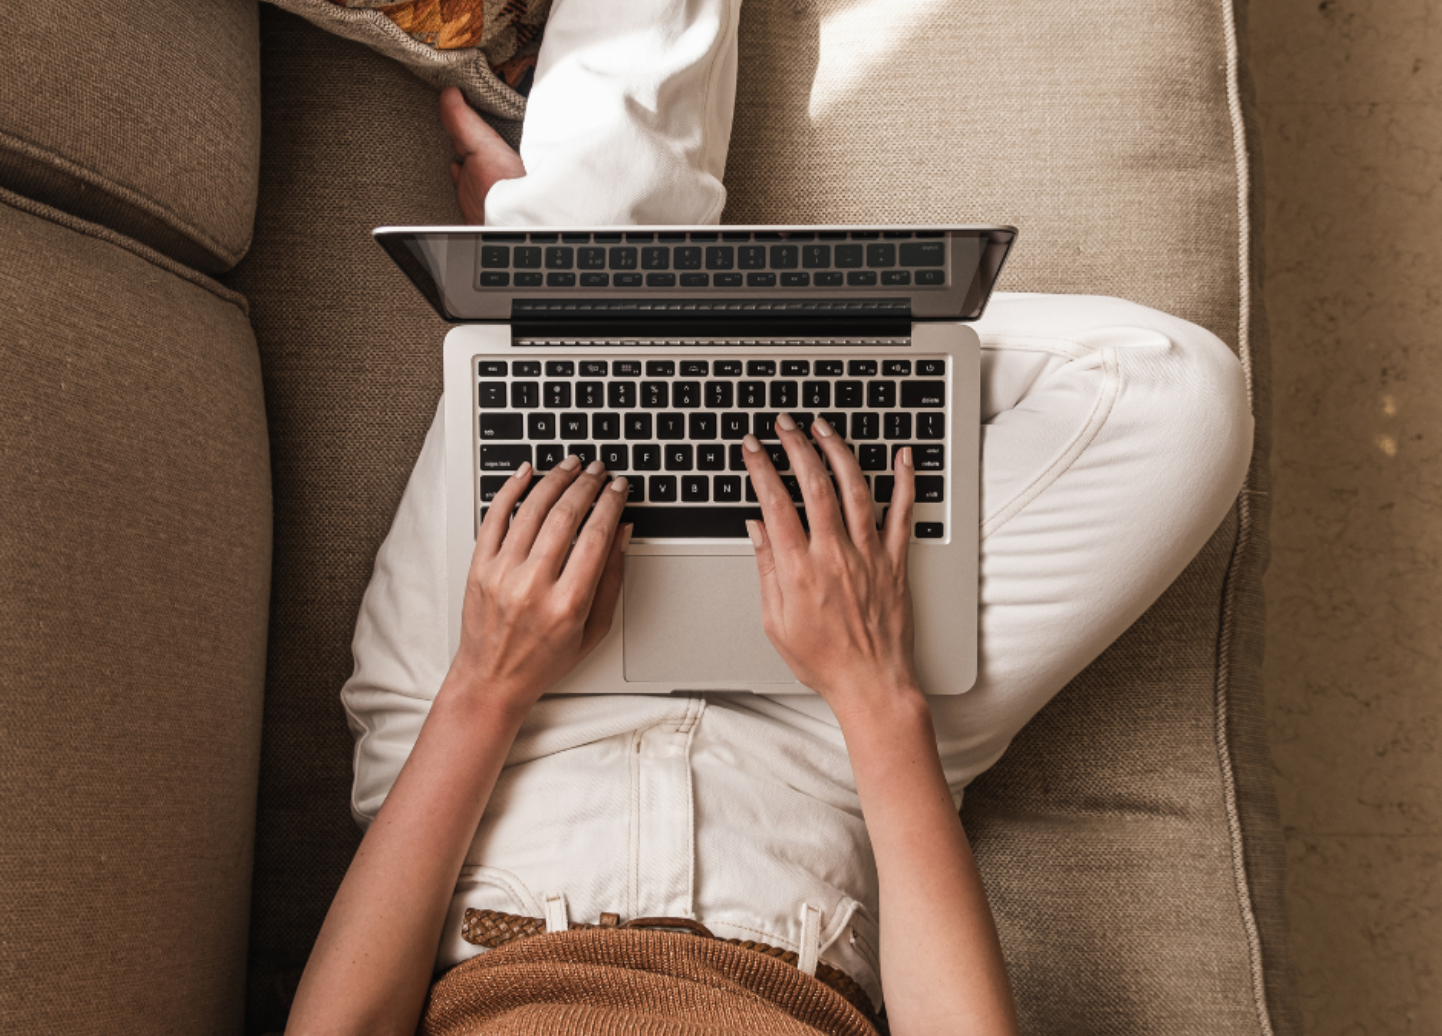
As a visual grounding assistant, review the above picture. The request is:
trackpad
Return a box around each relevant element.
[623,555,798,687]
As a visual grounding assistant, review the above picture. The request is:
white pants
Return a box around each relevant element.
[340,0,1255,1009]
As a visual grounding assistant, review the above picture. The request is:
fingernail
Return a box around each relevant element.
[609,475,628,493]
[743,434,762,453]
[560,454,581,471]
[512,461,532,480]
[745,520,764,548]
[813,416,833,437]
[620,523,634,551]
[900,446,913,468]
[586,459,605,476]
[776,412,796,431]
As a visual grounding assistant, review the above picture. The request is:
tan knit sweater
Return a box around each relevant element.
[421,928,881,1036]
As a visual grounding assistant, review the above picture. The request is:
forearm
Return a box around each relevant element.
[287,682,524,1036]
[838,692,1019,1036]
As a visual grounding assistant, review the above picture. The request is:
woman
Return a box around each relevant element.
[286,2,1254,1033]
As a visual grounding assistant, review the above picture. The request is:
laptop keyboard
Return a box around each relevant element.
[475,342,948,540]
[475,230,949,291]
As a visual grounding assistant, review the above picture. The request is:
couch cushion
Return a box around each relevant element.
[0,0,260,273]
[0,189,271,1035]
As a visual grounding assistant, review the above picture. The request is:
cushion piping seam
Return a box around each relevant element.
[0,128,248,267]
[1215,2,1276,1036]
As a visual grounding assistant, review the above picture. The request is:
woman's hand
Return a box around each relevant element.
[741,413,920,719]
[445,454,632,717]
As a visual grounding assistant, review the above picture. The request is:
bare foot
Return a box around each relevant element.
[439,86,525,225]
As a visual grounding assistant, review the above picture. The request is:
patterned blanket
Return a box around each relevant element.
[264,0,551,120]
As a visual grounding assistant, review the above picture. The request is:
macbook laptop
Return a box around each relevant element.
[375,224,1016,695]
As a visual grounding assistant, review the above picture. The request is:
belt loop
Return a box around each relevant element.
[544,892,570,934]
[797,903,823,976]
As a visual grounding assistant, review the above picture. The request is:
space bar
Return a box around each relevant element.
[621,506,806,538]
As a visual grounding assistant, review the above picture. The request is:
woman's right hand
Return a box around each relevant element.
[741,413,922,721]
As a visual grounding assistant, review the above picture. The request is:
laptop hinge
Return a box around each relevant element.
[509,297,912,340]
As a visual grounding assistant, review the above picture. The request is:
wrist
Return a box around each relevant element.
[434,668,536,734]
[829,681,931,740]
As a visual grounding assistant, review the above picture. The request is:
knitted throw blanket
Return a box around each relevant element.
[263,0,551,120]
[421,929,881,1036]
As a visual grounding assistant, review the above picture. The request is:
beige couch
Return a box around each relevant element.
[0,2,1298,1033]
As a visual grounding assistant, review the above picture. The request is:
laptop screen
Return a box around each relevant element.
[374,225,1016,325]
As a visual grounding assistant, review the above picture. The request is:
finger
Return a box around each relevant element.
[500,453,583,561]
[558,472,629,595]
[774,413,846,543]
[739,433,808,557]
[746,519,785,630]
[811,416,882,548]
[580,522,631,655]
[883,446,917,570]
[439,86,522,169]
[528,459,609,577]
[475,461,532,560]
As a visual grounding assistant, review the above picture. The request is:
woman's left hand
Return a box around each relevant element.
[446,456,632,717]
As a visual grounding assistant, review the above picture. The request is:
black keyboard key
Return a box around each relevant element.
[916,359,945,376]
[484,232,526,242]
[746,272,777,287]
[800,381,830,408]
[814,359,844,376]
[867,380,896,408]
[545,360,574,377]
[791,412,816,435]
[534,442,566,470]
[580,272,610,287]
[648,475,678,502]
[615,272,643,287]
[568,444,597,466]
[513,361,542,377]
[895,444,944,470]
[754,413,778,439]
[729,444,748,471]
[514,246,542,269]
[480,413,523,440]
[515,272,543,287]
[802,244,831,268]
[739,245,766,269]
[714,272,743,287]
[850,231,880,239]
[657,413,686,440]
[714,477,742,502]
[614,360,642,376]
[545,247,574,269]
[559,413,588,439]
[578,247,606,269]
[885,413,912,440]
[681,360,709,376]
[738,381,766,408]
[882,270,911,286]
[641,381,669,408]
[544,382,571,408]
[714,360,743,376]
[633,444,661,470]
[835,244,864,268]
[479,475,510,502]
[874,475,894,503]
[697,444,725,470]
[747,360,776,376]
[580,360,608,376]
[899,241,946,266]
[682,475,709,502]
[642,247,670,270]
[609,247,638,270]
[850,412,879,440]
[781,360,809,376]
[625,414,653,439]
[512,382,539,408]
[847,271,878,286]
[866,243,896,267]
[528,413,556,439]
[478,381,507,408]
[680,272,709,287]
[815,271,844,287]
[765,445,789,471]
[720,412,748,439]
[688,413,717,439]
[576,381,604,408]
[479,361,509,376]
[705,381,734,408]
[608,381,637,408]
[594,232,623,243]
[627,478,644,503]
[915,522,944,539]
[480,443,532,471]
[917,412,945,440]
[626,232,655,242]
[859,444,888,471]
[646,360,675,376]
[530,233,559,243]
[900,380,945,408]
[593,412,620,440]
[835,381,863,407]
[705,246,734,270]
[916,269,945,286]
[480,271,510,287]
[647,273,676,288]
[769,381,798,408]
[883,360,911,376]
[745,477,757,503]
[673,381,701,408]
[675,246,702,270]
[665,444,693,470]
[848,359,877,377]
[770,244,799,269]
[915,475,944,503]
[781,271,810,287]
[481,245,509,268]
[601,444,628,471]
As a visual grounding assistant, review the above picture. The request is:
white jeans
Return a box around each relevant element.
[340,0,1254,1009]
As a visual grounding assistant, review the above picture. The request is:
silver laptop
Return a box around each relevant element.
[375,224,1016,695]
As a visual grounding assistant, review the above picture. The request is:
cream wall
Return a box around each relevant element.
[1251,1,1442,1031]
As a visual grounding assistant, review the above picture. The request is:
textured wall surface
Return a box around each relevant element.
[1251,1,1442,1032]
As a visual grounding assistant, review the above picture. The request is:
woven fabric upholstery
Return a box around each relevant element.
[0,0,261,273]
[0,190,271,1035]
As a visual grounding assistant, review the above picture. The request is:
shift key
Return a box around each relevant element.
[480,444,532,471]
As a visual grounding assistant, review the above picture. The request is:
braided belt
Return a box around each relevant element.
[461,907,877,1023]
